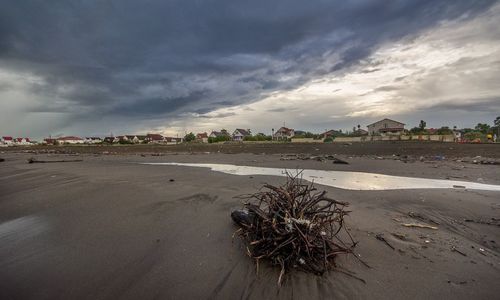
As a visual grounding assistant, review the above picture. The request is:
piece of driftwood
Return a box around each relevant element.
[402,223,438,230]
[231,171,359,285]
[27,157,83,164]
[451,246,467,256]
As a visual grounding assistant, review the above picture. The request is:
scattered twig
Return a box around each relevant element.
[375,233,395,250]
[451,246,467,257]
[402,223,438,230]
[464,218,500,227]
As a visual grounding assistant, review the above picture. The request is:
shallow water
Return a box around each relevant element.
[142,162,500,192]
[0,215,49,248]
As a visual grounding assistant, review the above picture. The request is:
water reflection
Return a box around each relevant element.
[0,216,48,244]
[142,162,500,191]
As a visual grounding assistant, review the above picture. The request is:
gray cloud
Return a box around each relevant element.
[0,0,498,137]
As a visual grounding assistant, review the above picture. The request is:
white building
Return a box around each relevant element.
[15,137,33,145]
[232,129,251,141]
[57,136,84,144]
[273,127,294,140]
[84,137,102,144]
[367,118,405,136]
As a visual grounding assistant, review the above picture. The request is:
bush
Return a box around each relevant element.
[184,132,196,142]
[463,131,485,142]
[436,126,453,135]
[208,135,231,143]
[243,135,272,142]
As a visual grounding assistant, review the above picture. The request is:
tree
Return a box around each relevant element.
[475,123,490,134]
[184,132,196,142]
[495,116,500,127]
[410,127,422,134]
[419,120,426,131]
[436,126,453,135]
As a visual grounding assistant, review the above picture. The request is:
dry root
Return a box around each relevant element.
[232,171,357,285]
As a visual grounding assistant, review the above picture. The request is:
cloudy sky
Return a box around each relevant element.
[1,0,499,138]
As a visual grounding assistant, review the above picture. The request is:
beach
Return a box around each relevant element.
[0,143,499,299]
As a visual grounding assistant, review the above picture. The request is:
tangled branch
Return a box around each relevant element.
[231,171,357,285]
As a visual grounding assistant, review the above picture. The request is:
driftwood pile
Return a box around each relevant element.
[231,172,357,285]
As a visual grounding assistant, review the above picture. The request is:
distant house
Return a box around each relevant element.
[145,133,165,144]
[232,129,251,141]
[209,130,231,142]
[121,135,146,144]
[14,137,32,145]
[353,129,369,136]
[164,137,182,145]
[367,118,405,136]
[103,136,116,144]
[273,127,294,140]
[2,136,14,145]
[57,136,84,144]
[84,137,102,144]
[321,130,343,138]
[196,132,209,143]
[426,128,438,135]
[43,138,58,145]
[209,130,230,138]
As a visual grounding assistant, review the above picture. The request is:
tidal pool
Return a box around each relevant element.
[142,162,500,192]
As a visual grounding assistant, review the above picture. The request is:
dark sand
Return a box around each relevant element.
[0,146,499,299]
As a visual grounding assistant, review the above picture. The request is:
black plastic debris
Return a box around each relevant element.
[230,208,256,228]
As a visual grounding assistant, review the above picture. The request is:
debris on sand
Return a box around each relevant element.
[279,154,349,164]
[470,159,500,165]
[231,172,359,285]
[451,246,467,256]
[408,211,440,225]
[0,158,5,162]
[330,156,349,164]
[375,233,395,250]
[402,223,438,230]
[27,157,83,164]
[464,218,500,227]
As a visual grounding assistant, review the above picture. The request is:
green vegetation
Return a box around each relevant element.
[293,131,322,139]
[184,132,196,142]
[463,131,485,142]
[419,120,426,131]
[208,135,232,143]
[475,123,490,134]
[436,126,453,135]
[243,134,272,141]
[118,140,134,144]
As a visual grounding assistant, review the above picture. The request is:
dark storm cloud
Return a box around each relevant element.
[0,0,497,129]
[426,97,500,112]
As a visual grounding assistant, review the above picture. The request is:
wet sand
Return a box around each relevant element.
[0,151,499,299]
